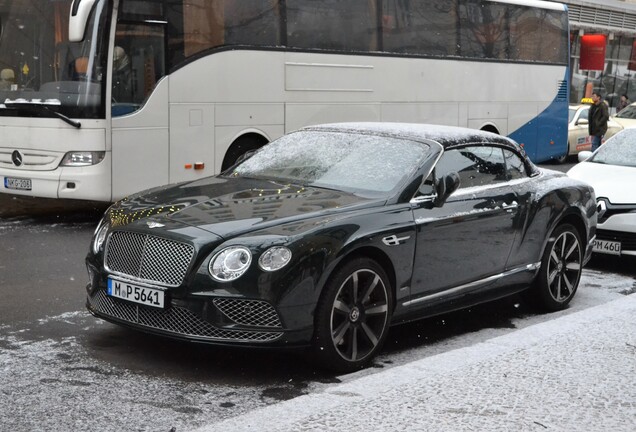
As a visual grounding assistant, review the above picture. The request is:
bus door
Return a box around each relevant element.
[110,1,169,200]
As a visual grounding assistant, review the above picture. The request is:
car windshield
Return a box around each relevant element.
[615,105,636,119]
[588,129,636,167]
[568,108,577,123]
[228,130,431,197]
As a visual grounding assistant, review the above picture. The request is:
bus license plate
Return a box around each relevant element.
[4,177,32,191]
[107,279,165,308]
[593,239,621,256]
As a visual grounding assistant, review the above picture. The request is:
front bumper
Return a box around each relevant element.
[594,212,636,257]
[85,281,314,347]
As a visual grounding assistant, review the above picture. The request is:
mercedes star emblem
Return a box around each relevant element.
[11,150,23,167]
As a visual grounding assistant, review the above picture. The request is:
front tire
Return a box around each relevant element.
[533,223,583,311]
[312,258,393,372]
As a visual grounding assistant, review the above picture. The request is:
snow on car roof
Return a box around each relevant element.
[300,122,517,149]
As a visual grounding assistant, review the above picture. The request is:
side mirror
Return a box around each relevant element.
[576,118,589,126]
[433,172,460,207]
[69,0,97,42]
[578,151,593,162]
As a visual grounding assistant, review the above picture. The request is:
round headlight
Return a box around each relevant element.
[259,247,292,272]
[92,221,110,254]
[209,246,252,281]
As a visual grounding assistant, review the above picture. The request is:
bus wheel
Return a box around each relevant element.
[221,135,266,171]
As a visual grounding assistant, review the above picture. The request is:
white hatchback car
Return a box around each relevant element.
[565,104,622,163]
[568,128,636,258]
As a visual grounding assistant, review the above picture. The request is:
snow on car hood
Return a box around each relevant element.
[568,162,636,204]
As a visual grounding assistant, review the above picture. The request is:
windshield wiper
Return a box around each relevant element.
[2,99,82,129]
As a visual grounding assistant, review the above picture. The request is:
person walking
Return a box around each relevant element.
[589,92,609,152]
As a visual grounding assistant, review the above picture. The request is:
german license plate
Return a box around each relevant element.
[4,177,32,191]
[593,239,621,256]
[107,278,165,308]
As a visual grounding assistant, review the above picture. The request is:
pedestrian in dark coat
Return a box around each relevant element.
[589,92,609,151]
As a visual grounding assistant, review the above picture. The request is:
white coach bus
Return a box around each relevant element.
[0,0,569,202]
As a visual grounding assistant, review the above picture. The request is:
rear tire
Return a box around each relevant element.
[532,223,583,311]
[312,258,392,373]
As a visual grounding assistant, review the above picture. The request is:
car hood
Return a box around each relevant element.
[109,176,383,238]
[568,162,636,204]
[610,117,636,129]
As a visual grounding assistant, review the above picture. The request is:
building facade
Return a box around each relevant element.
[563,0,636,111]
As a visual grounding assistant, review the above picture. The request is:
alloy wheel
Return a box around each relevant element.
[546,230,582,303]
[329,269,389,362]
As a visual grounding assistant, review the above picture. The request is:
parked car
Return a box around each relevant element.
[85,123,596,371]
[568,128,636,258]
[611,101,636,129]
[563,104,622,163]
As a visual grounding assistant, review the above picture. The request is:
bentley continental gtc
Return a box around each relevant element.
[86,123,597,371]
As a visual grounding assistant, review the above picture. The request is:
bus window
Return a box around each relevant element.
[382,1,456,56]
[113,23,166,116]
[286,0,378,52]
[176,0,281,59]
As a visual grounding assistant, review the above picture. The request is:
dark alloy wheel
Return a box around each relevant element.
[534,223,583,311]
[312,258,392,372]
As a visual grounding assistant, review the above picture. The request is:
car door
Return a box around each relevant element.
[571,107,592,153]
[407,144,521,307]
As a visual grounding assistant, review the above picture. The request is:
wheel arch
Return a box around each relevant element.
[221,130,270,171]
[480,123,500,135]
[321,246,399,313]
[557,211,588,246]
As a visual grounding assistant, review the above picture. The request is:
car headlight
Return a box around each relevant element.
[92,220,110,254]
[209,246,252,281]
[259,247,292,272]
[60,151,105,167]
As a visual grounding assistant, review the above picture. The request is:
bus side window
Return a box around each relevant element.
[113,23,166,116]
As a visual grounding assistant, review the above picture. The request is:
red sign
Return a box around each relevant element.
[580,35,606,71]
[629,41,636,71]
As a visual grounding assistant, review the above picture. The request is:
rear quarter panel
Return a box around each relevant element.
[506,169,596,270]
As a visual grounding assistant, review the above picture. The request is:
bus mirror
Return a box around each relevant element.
[69,0,97,42]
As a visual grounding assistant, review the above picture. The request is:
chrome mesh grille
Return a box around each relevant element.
[88,290,283,343]
[213,298,282,328]
[105,231,194,287]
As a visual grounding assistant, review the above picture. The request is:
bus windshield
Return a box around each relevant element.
[0,0,110,120]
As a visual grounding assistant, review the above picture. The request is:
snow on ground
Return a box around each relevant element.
[0,269,633,432]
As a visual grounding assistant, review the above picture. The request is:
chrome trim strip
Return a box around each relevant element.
[402,262,541,307]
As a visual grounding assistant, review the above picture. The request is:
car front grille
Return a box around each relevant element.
[105,231,194,287]
[596,229,636,250]
[88,290,284,343]
[213,298,282,328]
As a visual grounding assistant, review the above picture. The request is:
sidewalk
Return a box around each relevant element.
[195,295,636,432]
